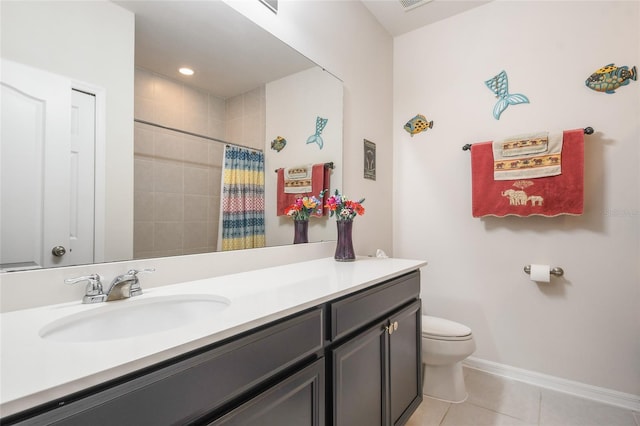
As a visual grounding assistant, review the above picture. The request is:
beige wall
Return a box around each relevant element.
[225,86,266,152]
[133,68,265,258]
[228,0,640,404]
[226,0,395,257]
[394,1,639,398]
[3,0,638,403]
[265,67,344,247]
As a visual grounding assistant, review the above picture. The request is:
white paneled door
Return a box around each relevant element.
[1,59,95,270]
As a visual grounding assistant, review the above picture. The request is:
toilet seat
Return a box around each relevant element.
[422,315,472,341]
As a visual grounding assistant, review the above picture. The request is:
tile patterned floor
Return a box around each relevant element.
[407,367,640,426]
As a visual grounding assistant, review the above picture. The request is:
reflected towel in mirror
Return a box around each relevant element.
[277,163,331,216]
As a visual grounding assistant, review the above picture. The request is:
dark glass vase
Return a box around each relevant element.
[334,220,355,261]
[293,220,309,244]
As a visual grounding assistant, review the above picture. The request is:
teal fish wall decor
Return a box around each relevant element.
[270,136,287,152]
[585,63,637,94]
[306,116,328,149]
[485,70,529,120]
[403,114,434,137]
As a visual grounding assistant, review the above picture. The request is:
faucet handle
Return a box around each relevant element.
[127,268,155,297]
[65,274,107,304]
[127,268,155,276]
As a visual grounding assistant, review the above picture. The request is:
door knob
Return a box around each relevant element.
[51,246,67,257]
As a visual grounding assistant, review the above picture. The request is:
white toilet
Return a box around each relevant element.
[421,315,476,403]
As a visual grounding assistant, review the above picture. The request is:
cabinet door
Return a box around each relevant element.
[389,300,422,426]
[209,359,324,426]
[332,320,388,426]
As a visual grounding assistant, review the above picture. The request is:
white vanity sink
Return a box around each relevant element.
[39,294,231,343]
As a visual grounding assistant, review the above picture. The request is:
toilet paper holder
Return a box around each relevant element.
[523,265,564,277]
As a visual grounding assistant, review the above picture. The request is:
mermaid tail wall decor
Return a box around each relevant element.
[306,116,328,149]
[485,70,529,120]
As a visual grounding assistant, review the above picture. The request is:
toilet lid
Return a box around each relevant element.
[422,315,472,338]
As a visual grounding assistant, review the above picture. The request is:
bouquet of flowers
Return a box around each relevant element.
[324,189,365,221]
[284,195,323,221]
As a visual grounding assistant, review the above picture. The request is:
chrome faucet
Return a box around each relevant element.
[105,268,155,301]
[65,268,155,304]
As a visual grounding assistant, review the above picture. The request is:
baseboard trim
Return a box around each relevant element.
[463,357,640,412]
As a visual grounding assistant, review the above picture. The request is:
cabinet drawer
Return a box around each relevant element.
[330,271,419,341]
[209,358,325,425]
[12,308,323,426]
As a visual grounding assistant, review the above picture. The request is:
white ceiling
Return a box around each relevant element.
[114,1,315,98]
[361,0,491,36]
[112,0,489,98]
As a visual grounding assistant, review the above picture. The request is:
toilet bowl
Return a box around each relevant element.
[421,315,476,403]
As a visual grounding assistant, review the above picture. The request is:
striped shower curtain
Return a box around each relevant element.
[220,145,266,251]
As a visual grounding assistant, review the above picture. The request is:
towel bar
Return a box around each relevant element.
[275,162,334,173]
[462,127,594,151]
[523,265,564,277]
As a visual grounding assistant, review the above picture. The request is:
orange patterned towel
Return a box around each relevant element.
[283,164,312,193]
[492,131,563,180]
[471,129,584,217]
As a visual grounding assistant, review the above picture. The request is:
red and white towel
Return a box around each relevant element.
[277,163,331,217]
[471,129,584,217]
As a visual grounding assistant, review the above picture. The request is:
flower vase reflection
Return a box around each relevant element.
[285,195,323,245]
[293,220,309,244]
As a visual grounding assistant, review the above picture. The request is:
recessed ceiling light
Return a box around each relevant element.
[179,67,194,76]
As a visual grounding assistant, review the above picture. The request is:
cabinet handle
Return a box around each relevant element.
[386,321,399,335]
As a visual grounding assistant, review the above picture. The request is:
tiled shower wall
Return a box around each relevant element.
[133,68,265,259]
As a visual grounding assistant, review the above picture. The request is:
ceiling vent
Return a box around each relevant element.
[398,0,433,12]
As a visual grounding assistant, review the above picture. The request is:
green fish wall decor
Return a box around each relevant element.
[404,114,434,137]
[270,136,287,152]
[585,63,637,94]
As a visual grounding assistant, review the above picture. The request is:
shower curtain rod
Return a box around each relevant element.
[134,119,264,153]
[461,127,594,151]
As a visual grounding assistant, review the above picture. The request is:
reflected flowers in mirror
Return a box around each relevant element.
[284,195,324,221]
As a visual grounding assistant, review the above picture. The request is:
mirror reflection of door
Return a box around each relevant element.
[1,60,95,270]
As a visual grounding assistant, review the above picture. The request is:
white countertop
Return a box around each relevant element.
[0,256,426,417]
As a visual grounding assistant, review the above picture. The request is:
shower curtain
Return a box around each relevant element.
[219,145,266,251]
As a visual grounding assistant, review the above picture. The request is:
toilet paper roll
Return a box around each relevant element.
[530,264,551,282]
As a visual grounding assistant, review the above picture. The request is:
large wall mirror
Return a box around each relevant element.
[1,0,343,272]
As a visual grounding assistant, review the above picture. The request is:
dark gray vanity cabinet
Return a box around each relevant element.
[3,269,422,426]
[329,271,422,426]
[5,308,324,426]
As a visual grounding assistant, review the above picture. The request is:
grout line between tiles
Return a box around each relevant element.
[538,392,542,426]
[466,400,534,423]
[439,403,452,426]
